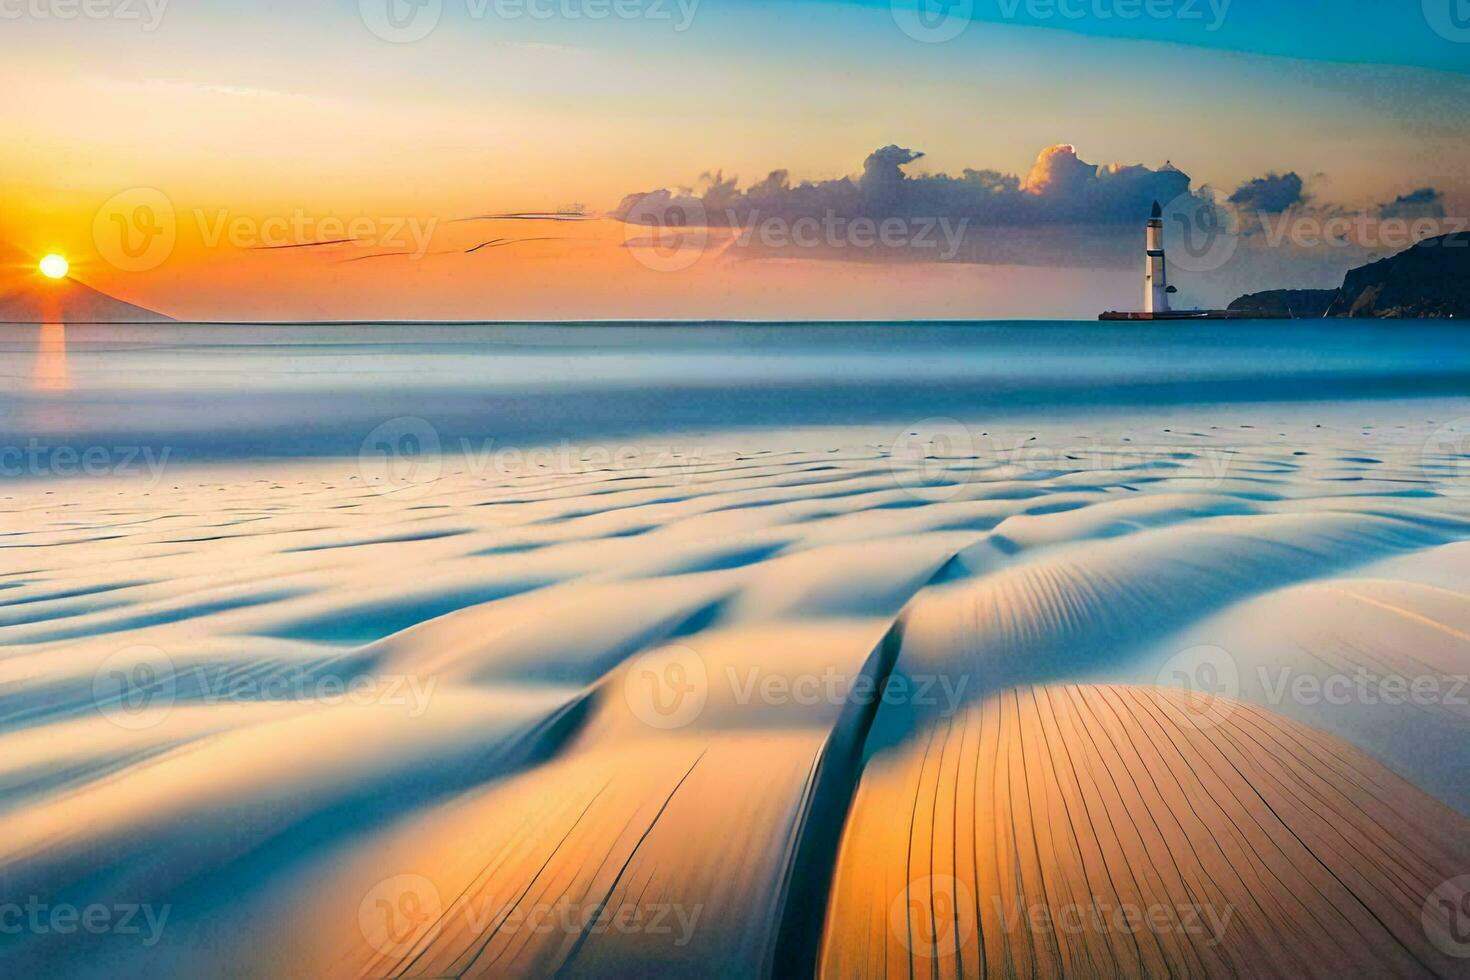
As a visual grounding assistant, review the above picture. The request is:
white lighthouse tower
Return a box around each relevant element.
[1144,200,1171,314]
[1102,198,1245,319]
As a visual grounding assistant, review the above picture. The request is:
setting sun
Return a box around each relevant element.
[39,253,69,280]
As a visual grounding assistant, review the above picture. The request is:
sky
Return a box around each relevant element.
[1,0,1468,319]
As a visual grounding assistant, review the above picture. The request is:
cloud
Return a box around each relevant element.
[1376,187,1445,220]
[609,144,1436,288]
[1227,172,1305,214]
[1021,143,1095,197]
[614,144,1192,234]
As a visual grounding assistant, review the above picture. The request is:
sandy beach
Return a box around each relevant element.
[2,324,1469,977]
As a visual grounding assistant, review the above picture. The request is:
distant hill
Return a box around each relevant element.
[1227,288,1337,318]
[1228,232,1469,318]
[0,277,172,322]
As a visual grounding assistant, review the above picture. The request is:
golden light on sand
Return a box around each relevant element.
[39,254,69,280]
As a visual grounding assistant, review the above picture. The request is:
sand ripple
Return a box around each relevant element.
[1,418,1467,977]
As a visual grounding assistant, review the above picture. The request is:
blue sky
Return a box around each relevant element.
[867,0,1470,73]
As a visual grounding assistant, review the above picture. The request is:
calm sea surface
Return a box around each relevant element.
[2,320,1467,463]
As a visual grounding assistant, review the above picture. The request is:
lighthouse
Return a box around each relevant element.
[1099,199,1269,319]
[1144,200,1171,314]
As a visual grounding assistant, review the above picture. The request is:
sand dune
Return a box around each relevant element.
[821,684,1470,979]
[1,415,1468,977]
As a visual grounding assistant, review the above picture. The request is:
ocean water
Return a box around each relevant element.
[2,320,1467,464]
